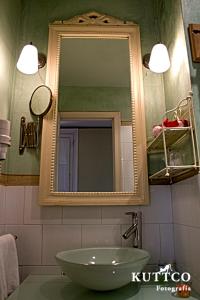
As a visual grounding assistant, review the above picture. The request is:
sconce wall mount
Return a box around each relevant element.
[38,53,46,69]
[142,53,151,69]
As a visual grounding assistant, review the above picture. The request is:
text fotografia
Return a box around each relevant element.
[156,285,191,293]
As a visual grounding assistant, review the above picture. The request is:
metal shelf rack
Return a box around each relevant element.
[147,92,200,184]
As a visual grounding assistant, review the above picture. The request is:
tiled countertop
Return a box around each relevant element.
[8,275,199,300]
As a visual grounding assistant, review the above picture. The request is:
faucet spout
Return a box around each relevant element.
[122,223,137,239]
[122,211,142,248]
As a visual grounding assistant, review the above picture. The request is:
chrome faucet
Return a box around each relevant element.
[122,211,142,248]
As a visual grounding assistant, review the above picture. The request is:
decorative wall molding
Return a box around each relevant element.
[53,11,135,26]
[0,174,39,186]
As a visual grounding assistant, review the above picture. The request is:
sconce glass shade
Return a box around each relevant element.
[17,44,38,74]
[149,43,170,73]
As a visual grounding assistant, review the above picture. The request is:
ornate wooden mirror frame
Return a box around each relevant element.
[39,11,149,205]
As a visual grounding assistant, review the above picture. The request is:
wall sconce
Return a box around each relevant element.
[143,43,170,73]
[17,43,46,75]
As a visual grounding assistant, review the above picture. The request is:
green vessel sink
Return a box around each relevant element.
[55,247,150,291]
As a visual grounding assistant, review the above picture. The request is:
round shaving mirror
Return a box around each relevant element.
[29,85,52,117]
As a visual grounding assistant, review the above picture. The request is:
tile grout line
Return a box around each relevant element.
[158,223,162,265]
[41,224,44,265]
[170,184,176,264]
[81,224,83,248]
[23,186,26,225]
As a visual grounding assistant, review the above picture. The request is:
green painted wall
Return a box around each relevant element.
[158,0,191,111]
[181,0,200,145]
[148,0,192,175]
[0,0,21,120]
[7,0,166,175]
[0,0,21,173]
[59,86,131,122]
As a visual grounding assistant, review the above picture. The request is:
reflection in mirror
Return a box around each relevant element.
[57,118,113,192]
[56,112,122,192]
[57,38,134,192]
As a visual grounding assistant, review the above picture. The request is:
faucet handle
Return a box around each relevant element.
[125,211,138,222]
[125,211,137,217]
[125,211,142,223]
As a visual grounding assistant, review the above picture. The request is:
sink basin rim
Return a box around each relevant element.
[56,247,150,267]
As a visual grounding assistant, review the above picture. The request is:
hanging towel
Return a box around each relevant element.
[0,234,19,300]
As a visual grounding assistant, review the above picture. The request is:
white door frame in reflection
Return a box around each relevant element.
[57,111,121,193]
[39,11,149,205]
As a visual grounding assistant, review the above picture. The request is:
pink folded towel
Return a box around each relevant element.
[0,234,19,300]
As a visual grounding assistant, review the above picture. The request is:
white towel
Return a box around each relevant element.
[0,234,19,300]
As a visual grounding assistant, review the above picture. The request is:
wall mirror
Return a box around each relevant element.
[39,11,149,205]
[30,85,52,117]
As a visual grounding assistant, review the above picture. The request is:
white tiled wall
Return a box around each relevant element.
[0,185,174,281]
[120,126,134,192]
[172,175,200,294]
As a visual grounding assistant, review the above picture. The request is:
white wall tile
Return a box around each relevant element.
[102,206,137,225]
[82,225,121,248]
[122,223,174,266]
[42,225,81,265]
[1,184,176,278]
[172,175,200,294]
[122,161,134,192]
[102,188,172,225]
[123,222,161,263]
[159,224,175,264]
[142,185,172,223]
[187,226,200,280]
[24,186,62,224]
[0,225,5,235]
[5,225,42,265]
[18,266,23,283]
[173,224,190,269]
[0,185,5,224]
[5,186,24,224]
[173,224,200,294]
[21,266,61,281]
[120,126,132,143]
[121,142,133,161]
[63,206,101,224]
[172,175,200,227]
[142,224,160,264]
[192,275,200,295]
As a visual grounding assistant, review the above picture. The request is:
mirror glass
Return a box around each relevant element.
[30,85,52,117]
[56,38,134,192]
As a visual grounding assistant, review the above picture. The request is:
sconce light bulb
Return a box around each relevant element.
[149,43,170,73]
[17,43,39,75]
